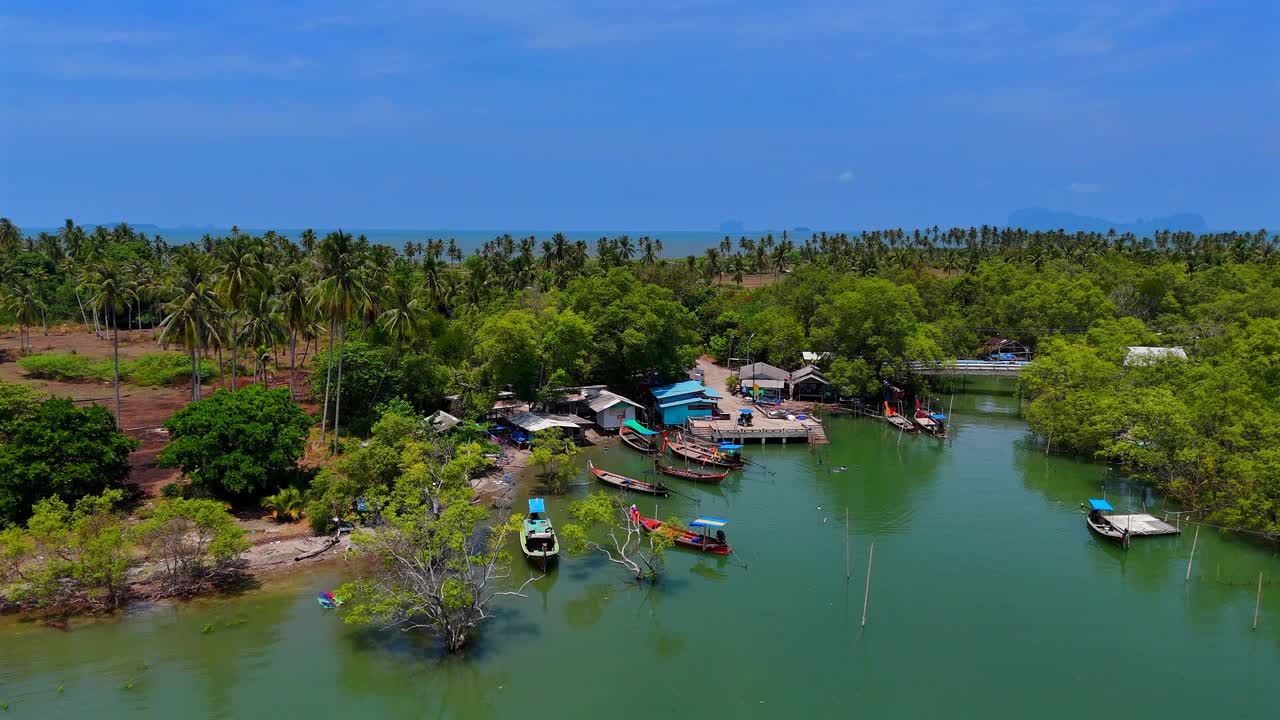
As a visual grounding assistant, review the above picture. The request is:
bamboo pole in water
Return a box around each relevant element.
[845,508,850,580]
[860,542,875,629]
[1254,571,1263,630]
[1186,525,1200,582]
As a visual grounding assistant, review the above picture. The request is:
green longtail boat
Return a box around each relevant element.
[521,498,559,568]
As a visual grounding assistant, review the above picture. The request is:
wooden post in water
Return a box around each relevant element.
[845,508,850,580]
[860,542,875,629]
[1254,571,1263,630]
[1185,525,1200,582]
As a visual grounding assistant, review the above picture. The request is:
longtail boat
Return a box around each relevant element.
[620,429,657,454]
[655,463,728,483]
[636,514,731,554]
[883,401,919,433]
[1083,498,1131,549]
[588,460,669,496]
[910,398,946,437]
[663,434,744,469]
[520,498,560,568]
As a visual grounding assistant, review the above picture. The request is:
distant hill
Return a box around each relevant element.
[1008,208,1208,236]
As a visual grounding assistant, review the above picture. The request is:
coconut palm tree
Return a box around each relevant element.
[368,270,425,410]
[238,287,285,388]
[312,230,368,452]
[158,251,223,402]
[276,262,311,399]
[82,260,134,426]
[217,235,265,390]
[1,284,42,353]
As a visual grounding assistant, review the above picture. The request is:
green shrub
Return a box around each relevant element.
[160,482,183,498]
[121,352,217,386]
[16,353,108,381]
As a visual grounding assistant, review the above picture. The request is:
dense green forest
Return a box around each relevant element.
[1,218,1278,540]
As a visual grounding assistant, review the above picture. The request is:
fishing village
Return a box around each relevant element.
[1,1,1275,714]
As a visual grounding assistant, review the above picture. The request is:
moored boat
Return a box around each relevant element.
[636,514,731,554]
[521,498,560,566]
[655,463,729,483]
[911,398,946,437]
[620,422,658,454]
[1083,498,1130,548]
[664,434,744,469]
[588,459,669,496]
[883,401,919,433]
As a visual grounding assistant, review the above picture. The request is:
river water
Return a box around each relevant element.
[2,391,1276,718]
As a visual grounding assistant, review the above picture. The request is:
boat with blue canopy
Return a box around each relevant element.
[1083,498,1130,547]
[636,514,731,554]
[521,498,560,567]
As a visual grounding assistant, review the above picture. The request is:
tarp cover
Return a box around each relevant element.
[690,517,728,528]
[623,419,659,435]
[718,443,743,450]
[528,498,546,514]
[1088,499,1115,511]
[739,408,754,414]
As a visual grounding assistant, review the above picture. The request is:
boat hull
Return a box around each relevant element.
[1085,515,1130,548]
[589,461,669,496]
[665,441,743,469]
[637,516,731,555]
[655,463,728,483]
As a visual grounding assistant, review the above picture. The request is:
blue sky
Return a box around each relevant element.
[1,1,1276,230]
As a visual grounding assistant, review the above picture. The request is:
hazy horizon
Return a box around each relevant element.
[3,1,1276,230]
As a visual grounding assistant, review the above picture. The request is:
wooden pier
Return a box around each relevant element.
[687,417,825,445]
[1104,513,1182,537]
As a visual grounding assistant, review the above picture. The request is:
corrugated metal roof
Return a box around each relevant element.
[738,362,789,381]
[652,380,712,399]
[509,412,591,432]
[657,396,717,409]
[587,390,642,413]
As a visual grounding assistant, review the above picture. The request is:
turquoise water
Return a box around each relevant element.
[2,392,1276,718]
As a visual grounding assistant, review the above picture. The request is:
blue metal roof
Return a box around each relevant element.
[690,516,728,528]
[1088,499,1114,511]
[528,498,546,514]
[702,388,723,398]
[657,396,714,409]
[651,380,709,399]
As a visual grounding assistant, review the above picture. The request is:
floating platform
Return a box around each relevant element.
[1103,513,1181,537]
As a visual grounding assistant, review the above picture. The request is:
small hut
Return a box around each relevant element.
[791,364,833,401]
[978,338,1032,361]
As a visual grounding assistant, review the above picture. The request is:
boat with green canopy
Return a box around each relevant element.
[521,498,560,568]
[620,419,660,454]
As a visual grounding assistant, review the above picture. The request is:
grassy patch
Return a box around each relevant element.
[17,352,217,386]
[122,352,217,386]
[16,353,107,382]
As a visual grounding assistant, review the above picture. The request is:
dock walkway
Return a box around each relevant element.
[1105,514,1181,536]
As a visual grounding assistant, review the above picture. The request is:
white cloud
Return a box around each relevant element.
[837,170,855,183]
[1068,182,1104,193]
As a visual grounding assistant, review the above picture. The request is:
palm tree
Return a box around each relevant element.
[238,288,285,389]
[1,284,42,353]
[312,231,367,452]
[83,260,134,426]
[261,487,306,522]
[276,263,311,399]
[158,251,222,402]
[368,270,425,410]
[217,236,265,390]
